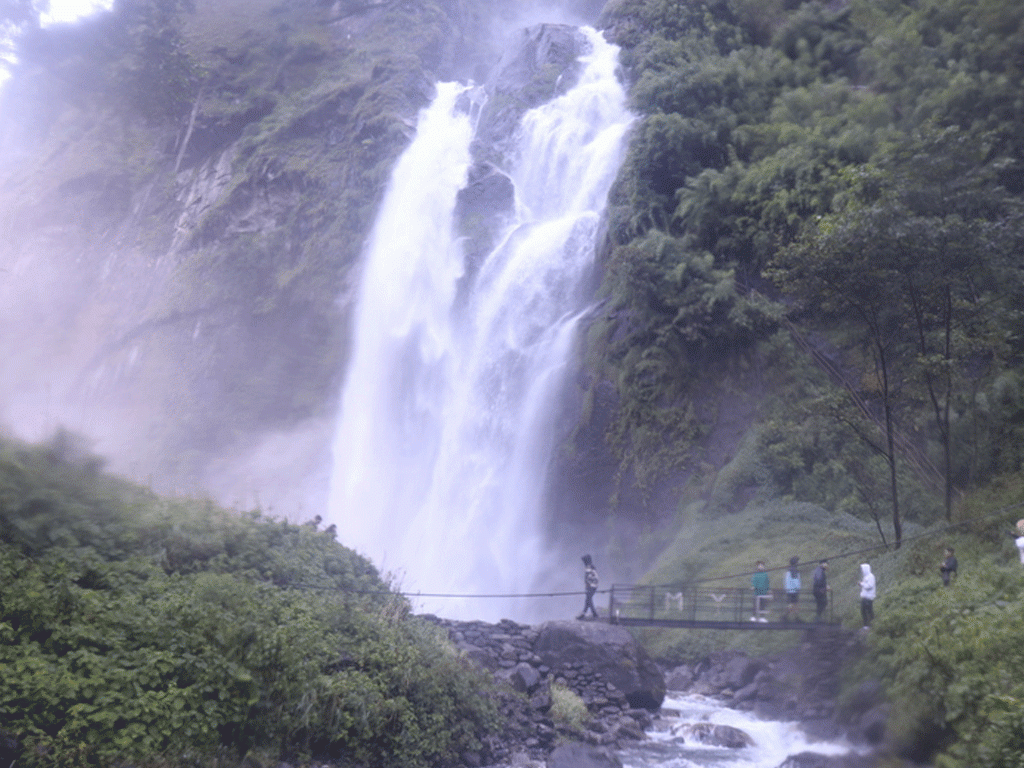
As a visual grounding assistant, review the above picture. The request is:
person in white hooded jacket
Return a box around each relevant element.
[859,563,876,628]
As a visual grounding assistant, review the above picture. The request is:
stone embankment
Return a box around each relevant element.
[423,616,665,768]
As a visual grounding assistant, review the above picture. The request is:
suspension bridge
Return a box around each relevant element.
[606,583,835,629]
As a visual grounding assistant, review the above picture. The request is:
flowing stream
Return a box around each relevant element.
[327,28,633,621]
[620,694,859,768]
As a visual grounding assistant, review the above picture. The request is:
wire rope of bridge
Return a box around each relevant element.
[287,498,1024,601]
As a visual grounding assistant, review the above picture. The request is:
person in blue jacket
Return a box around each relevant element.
[784,556,801,622]
[939,546,958,587]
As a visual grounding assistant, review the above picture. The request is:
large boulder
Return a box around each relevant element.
[534,620,666,710]
[664,663,695,691]
[723,654,762,690]
[673,723,754,749]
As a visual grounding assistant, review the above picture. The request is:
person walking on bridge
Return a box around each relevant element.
[784,556,801,622]
[812,559,829,622]
[751,561,771,622]
[577,554,599,620]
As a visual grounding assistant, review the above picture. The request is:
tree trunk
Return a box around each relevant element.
[877,340,902,548]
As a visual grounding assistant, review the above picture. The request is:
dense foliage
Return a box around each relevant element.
[0,432,500,768]
[590,0,1024,535]
[865,561,1024,767]
[850,478,1024,768]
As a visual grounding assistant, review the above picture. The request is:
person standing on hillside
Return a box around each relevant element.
[1013,520,1024,566]
[577,554,599,620]
[751,561,771,622]
[784,556,801,622]
[939,547,958,586]
[812,559,829,622]
[859,563,876,629]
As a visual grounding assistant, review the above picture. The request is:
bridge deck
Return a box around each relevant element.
[607,583,836,629]
[610,616,828,630]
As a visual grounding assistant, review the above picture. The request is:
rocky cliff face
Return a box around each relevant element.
[0,1,611,515]
[1,0,457,502]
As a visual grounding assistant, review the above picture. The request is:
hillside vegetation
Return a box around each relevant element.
[3,0,1024,765]
[4,0,1020,535]
[861,510,1024,767]
[585,0,1024,763]
[0,432,500,768]
[583,0,1024,542]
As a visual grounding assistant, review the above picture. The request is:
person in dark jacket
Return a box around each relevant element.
[812,559,829,621]
[940,547,958,586]
[577,554,599,620]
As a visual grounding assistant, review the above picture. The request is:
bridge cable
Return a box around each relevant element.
[289,498,1024,600]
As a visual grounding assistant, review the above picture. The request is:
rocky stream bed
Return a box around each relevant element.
[422,617,891,768]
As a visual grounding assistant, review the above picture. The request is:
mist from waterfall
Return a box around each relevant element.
[328,28,632,622]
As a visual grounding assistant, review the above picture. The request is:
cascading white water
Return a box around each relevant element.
[328,27,632,621]
[619,694,861,768]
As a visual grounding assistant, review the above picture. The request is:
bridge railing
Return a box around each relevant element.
[608,584,831,625]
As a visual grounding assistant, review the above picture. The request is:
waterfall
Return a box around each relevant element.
[328,28,632,621]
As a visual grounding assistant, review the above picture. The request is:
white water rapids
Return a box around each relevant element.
[327,28,633,621]
[621,694,860,768]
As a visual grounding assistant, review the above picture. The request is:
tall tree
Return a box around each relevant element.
[773,200,909,546]
[884,129,1018,519]
[773,126,1024,536]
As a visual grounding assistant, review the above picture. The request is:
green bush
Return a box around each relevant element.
[0,434,499,768]
[859,558,1024,767]
[549,683,589,731]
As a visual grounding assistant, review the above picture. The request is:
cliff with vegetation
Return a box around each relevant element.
[0,0,602,501]
[3,0,1024,765]
[555,0,1024,555]
[2,0,1021,543]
